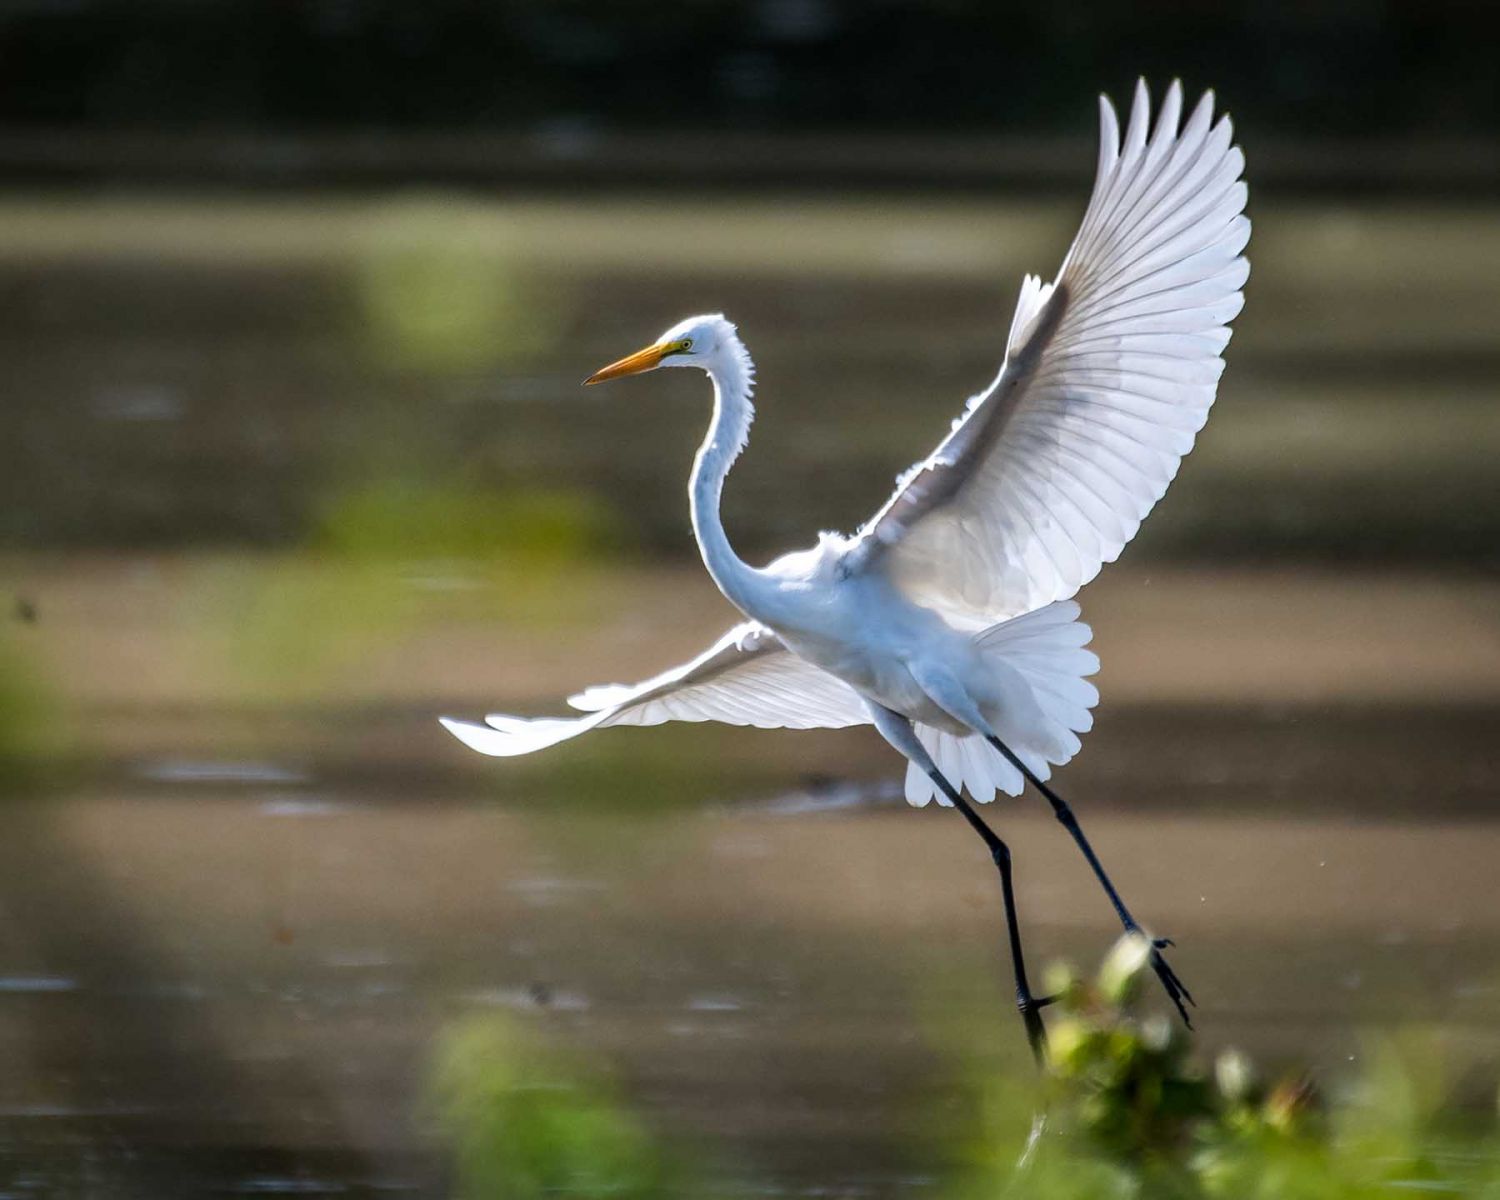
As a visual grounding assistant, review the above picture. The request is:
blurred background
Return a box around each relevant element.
[0,2,1498,1196]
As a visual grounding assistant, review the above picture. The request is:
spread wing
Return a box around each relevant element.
[848,80,1249,622]
[440,622,870,757]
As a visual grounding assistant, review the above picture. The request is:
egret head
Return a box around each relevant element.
[584,314,735,385]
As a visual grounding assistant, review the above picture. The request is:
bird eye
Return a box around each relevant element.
[679,339,693,352]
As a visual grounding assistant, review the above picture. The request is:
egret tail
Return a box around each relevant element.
[904,600,1099,807]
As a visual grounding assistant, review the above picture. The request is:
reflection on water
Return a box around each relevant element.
[0,192,1498,1195]
[2,752,1499,1195]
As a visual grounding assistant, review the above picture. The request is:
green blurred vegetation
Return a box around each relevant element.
[317,479,618,569]
[353,199,566,375]
[216,478,624,698]
[426,940,1500,1200]
[0,624,67,794]
[429,1013,696,1200]
[939,935,1500,1199]
[205,191,623,698]
[208,192,622,697]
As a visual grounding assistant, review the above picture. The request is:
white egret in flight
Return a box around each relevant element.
[443,80,1248,1059]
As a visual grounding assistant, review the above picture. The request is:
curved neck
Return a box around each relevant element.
[690,340,770,617]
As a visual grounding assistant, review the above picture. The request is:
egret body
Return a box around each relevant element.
[443,81,1249,1057]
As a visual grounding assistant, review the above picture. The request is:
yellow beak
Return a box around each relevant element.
[584,340,682,385]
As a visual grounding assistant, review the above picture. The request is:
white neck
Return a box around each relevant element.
[689,335,772,617]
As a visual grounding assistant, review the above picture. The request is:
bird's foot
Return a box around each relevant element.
[1016,991,1053,1065]
[1143,934,1195,1029]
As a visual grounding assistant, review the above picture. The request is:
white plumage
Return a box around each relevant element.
[905,601,1099,806]
[854,78,1248,623]
[440,622,868,758]
[442,80,1248,812]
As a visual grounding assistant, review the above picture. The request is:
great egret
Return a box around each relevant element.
[443,79,1248,1059]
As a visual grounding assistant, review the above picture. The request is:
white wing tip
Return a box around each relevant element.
[441,711,601,757]
[439,716,510,756]
[567,683,628,711]
[1097,93,1120,147]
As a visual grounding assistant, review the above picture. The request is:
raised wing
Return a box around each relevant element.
[440,622,870,757]
[849,80,1248,621]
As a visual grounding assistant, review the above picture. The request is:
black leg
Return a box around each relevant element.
[985,736,1195,1027]
[925,766,1050,1064]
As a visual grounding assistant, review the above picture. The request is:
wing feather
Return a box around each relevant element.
[440,623,870,757]
[848,80,1248,621]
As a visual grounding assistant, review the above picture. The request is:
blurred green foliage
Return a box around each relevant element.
[0,626,66,794]
[353,199,565,375]
[941,934,1500,1199]
[218,478,622,696]
[429,1013,690,1200]
[215,555,413,695]
[420,938,1500,1199]
[318,479,619,570]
